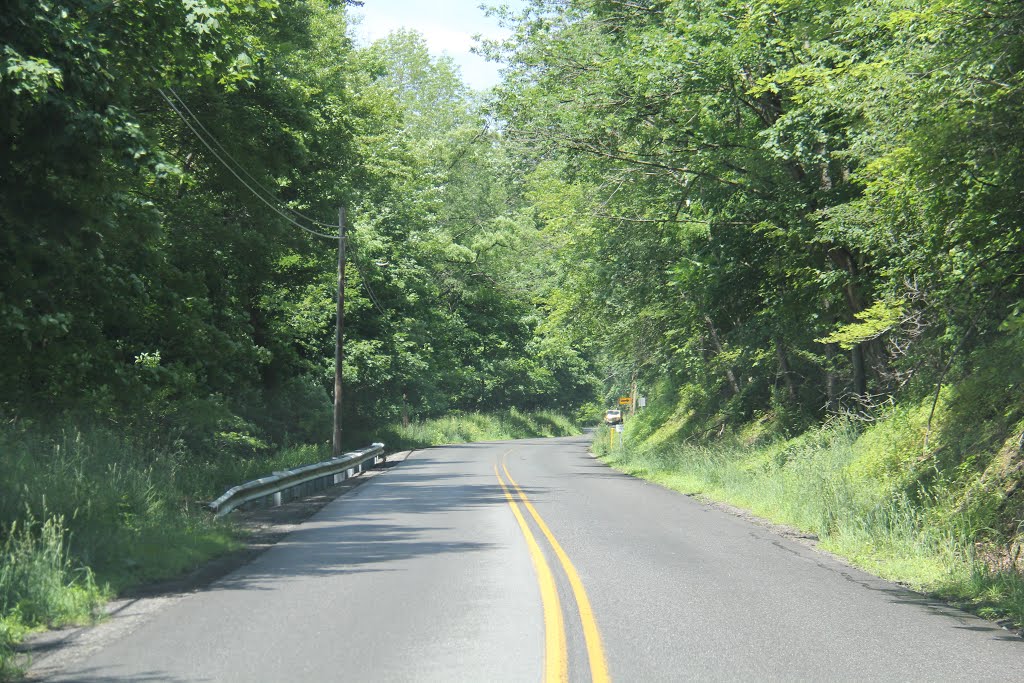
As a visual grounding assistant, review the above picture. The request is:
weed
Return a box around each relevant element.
[0,514,104,627]
[0,513,107,678]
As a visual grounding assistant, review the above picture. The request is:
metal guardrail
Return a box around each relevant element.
[207,443,386,518]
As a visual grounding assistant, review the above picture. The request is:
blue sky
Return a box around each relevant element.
[350,0,526,90]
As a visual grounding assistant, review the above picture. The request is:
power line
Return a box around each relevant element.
[159,87,401,355]
[166,88,340,230]
[350,248,389,318]
[157,88,339,241]
[162,89,401,325]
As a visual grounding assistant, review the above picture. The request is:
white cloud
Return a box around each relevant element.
[351,1,516,90]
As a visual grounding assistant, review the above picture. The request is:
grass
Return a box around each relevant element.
[595,409,1024,629]
[0,514,106,679]
[0,407,579,677]
[361,408,581,451]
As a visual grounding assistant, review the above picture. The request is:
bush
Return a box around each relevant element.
[0,514,106,678]
[0,515,104,628]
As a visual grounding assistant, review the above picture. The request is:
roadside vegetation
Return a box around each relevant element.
[366,409,580,451]
[595,364,1024,627]
[1,0,598,676]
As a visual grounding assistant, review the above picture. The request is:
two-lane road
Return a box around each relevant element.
[51,436,1024,681]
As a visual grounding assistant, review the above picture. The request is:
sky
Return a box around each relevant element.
[351,0,527,91]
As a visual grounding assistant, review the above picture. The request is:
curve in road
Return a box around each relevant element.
[46,434,1024,682]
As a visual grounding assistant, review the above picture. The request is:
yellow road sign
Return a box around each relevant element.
[618,397,632,405]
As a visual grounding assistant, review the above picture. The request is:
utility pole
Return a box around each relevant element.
[631,369,638,418]
[333,207,347,457]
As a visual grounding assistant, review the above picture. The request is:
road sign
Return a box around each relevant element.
[639,396,646,408]
[619,397,632,406]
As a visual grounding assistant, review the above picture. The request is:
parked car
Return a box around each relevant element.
[604,409,623,425]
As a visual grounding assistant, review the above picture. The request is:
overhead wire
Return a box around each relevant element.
[166,88,341,231]
[157,88,339,241]
[349,244,389,318]
[161,88,396,323]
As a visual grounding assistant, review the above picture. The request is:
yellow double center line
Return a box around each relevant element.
[495,452,610,683]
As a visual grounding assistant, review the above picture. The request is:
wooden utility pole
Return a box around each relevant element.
[402,387,410,429]
[630,369,638,417]
[333,207,347,457]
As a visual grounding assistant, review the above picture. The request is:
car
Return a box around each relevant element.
[604,409,623,425]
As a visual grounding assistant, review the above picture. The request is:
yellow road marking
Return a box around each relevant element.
[503,458,611,683]
[495,463,568,683]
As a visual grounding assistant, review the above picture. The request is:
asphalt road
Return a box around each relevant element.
[50,435,1024,681]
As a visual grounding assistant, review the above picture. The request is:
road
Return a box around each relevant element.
[50,435,1024,681]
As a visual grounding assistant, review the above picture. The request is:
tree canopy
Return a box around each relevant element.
[3,0,1022,449]
[0,0,598,453]
[489,0,1024,428]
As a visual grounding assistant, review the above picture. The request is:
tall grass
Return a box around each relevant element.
[0,514,106,679]
[358,408,581,451]
[0,515,104,626]
[596,415,1024,627]
[0,427,239,592]
[0,422,239,677]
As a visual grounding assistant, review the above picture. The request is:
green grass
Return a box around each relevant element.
[0,423,253,678]
[0,514,107,680]
[595,410,1024,629]
[363,408,581,451]
[0,427,241,593]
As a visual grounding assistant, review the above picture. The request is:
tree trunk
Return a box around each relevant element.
[705,315,741,396]
[825,343,837,410]
[775,338,797,402]
[851,343,867,398]
[828,246,871,397]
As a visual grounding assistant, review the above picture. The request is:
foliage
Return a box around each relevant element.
[817,299,905,350]
[1,0,596,449]
[364,408,581,451]
[492,0,1024,423]
[0,515,105,627]
[491,3,1024,618]
[0,423,239,590]
[0,512,107,679]
[4,0,1024,661]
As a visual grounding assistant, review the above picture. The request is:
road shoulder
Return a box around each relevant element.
[588,448,1024,641]
[19,451,413,680]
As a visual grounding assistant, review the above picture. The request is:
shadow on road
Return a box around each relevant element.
[204,464,550,592]
[55,669,200,683]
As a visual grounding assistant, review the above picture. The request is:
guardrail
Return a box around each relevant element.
[207,442,386,518]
